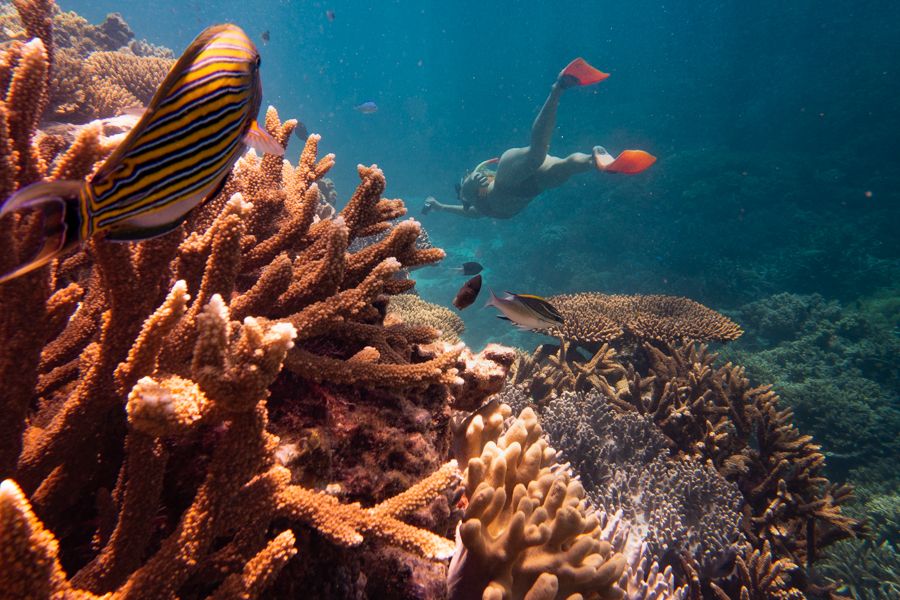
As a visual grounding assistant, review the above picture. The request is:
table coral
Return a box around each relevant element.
[387,293,466,343]
[546,292,743,347]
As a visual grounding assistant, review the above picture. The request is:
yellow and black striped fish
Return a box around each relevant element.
[485,289,564,331]
[0,23,282,283]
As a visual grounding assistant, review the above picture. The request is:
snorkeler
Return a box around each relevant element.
[423,58,656,219]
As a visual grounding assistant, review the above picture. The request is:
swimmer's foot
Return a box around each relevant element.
[593,146,615,170]
[558,58,609,89]
[594,146,657,174]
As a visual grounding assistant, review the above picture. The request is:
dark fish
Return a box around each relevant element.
[261,30,270,43]
[326,10,335,22]
[455,261,483,276]
[486,290,564,331]
[453,274,482,310]
[293,120,309,143]
[0,24,283,283]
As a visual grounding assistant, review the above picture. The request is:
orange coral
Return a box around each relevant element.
[0,11,513,593]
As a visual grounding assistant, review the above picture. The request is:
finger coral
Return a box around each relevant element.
[449,402,627,599]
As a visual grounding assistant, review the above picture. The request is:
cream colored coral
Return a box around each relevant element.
[449,405,626,600]
[126,375,209,437]
[275,461,460,560]
[387,294,465,343]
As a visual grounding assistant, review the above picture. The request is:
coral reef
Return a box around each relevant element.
[387,293,466,343]
[449,399,687,600]
[818,538,900,600]
[449,402,628,600]
[504,338,862,597]
[721,292,900,484]
[1,3,174,122]
[546,293,743,347]
[0,4,515,596]
[537,389,744,579]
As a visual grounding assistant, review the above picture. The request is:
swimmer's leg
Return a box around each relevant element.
[533,153,595,190]
[494,83,565,189]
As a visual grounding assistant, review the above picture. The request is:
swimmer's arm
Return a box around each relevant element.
[424,197,484,219]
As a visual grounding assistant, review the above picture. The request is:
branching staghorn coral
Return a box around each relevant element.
[0,8,518,595]
[449,402,628,600]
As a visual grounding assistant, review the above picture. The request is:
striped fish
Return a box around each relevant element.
[0,24,282,283]
[485,289,564,331]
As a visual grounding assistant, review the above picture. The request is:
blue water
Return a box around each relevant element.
[21,1,900,594]
[64,0,899,350]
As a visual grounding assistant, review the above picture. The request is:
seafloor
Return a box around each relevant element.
[0,2,896,599]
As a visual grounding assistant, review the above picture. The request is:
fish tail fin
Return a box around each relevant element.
[244,120,284,156]
[0,180,84,284]
[484,287,498,308]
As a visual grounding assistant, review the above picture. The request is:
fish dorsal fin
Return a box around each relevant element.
[92,25,237,182]
[512,293,564,323]
[514,293,547,301]
[244,120,284,156]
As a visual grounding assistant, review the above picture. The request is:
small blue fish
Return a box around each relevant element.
[354,101,378,114]
[0,24,282,283]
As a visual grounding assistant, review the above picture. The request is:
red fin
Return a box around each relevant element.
[244,120,284,156]
[560,58,609,86]
[605,150,657,174]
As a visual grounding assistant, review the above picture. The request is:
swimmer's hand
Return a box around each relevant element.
[422,196,438,215]
[473,172,490,187]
